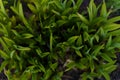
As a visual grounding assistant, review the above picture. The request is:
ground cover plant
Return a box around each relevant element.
[0,0,120,80]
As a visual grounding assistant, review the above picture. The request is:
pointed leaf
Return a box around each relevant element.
[77,13,89,25]
[0,50,9,59]
[101,53,113,62]
[67,36,79,44]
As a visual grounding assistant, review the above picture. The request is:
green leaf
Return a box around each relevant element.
[90,59,94,72]
[108,16,120,23]
[104,65,117,73]
[65,61,76,71]
[52,1,63,10]
[83,32,90,41]
[67,36,79,44]
[77,13,89,25]
[14,45,31,51]
[102,72,110,80]
[36,48,50,58]
[62,8,72,15]
[52,9,60,15]
[42,52,50,58]
[3,37,15,46]
[32,73,38,80]
[0,0,7,16]
[50,62,58,71]
[111,43,120,48]
[18,2,24,18]
[103,24,120,31]
[11,29,21,37]
[94,34,99,42]
[81,72,89,80]
[76,35,82,46]
[20,71,31,80]
[10,6,19,16]
[50,32,53,52]
[109,29,120,36]
[39,64,45,73]
[106,36,112,48]
[22,33,34,39]
[101,53,113,62]
[56,20,67,26]
[100,1,107,17]
[28,4,37,13]
[10,50,15,59]
[68,14,78,20]
[0,60,8,72]
[87,0,97,22]
[76,62,86,70]
[0,50,9,59]
[75,50,82,57]
[44,69,52,80]
[74,0,83,10]
[92,44,104,56]
[0,23,8,36]
[0,38,10,53]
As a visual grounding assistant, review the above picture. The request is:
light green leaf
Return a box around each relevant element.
[0,38,9,53]
[74,0,83,10]
[18,3,24,18]
[0,0,7,16]
[108,16,120,23]
[77,13,89,25]
[67,36,79,44]
[10,50,15,59]
[28,4,37,13]
[90,59,94,72]
[50,62,58,71]
[65,61,76,71]
[105,65,117,73]
[106,36,112,48]
[0,50,9,59]
[22,33,34,39]
[92,44,104,56]
[103,24,120,31]
[0,60,8,72]
[44,69,52,80]
[52,9,60,15]
[76,62,86,70]
[112,43,120,48]
[76,35,82,46]
[83,32,90,41]
[109,29,120,36]
[20,71,31,80]
[10,6,19,16]
[0,23,8,36]
[100,1,107,17]
[102,72,110,80]
[75,50,82,57]
[39,64,45,73]
[42,52,50,58]
[101,53,113,62]
[50,32,53,52]
[3,37,15,46]
[14,45,31,51]
[11,29,21,37]
[36,49,50,58]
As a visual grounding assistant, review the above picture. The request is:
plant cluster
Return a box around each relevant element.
[105,0,120,11]
[0,0,120,80]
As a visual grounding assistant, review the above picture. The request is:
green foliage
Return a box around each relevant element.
[0,0,120,80]
[105,0,120,11]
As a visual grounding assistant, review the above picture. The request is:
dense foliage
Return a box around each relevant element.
[0,0,120,80]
